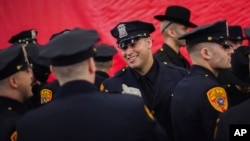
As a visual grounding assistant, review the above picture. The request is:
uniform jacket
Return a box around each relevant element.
[154,44,190,70]
[0,97,28,141]
[102,60,187,140]
[95,71,109,89]
[171,65,228,141]
[16,80,167,141]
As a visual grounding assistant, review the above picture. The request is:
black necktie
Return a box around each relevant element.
[139,76,155,108]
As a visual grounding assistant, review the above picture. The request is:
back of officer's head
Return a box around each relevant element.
[39,28,99,86]
[0,45,33,101]
[94,44,117,72]
[179,20,234,69]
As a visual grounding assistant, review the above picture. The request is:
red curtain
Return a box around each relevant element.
[1,0,250,77]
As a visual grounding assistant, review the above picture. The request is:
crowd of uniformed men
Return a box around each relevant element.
[1,5,250,141]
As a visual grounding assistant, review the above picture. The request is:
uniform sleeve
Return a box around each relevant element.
[214,114,230,141]
[198,86,228,140]
[143,105,169,141]
[0,113,19,141]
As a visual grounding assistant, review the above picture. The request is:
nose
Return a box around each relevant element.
[123,46,133,56]
[227,47,234,55]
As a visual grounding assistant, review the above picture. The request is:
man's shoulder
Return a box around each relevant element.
[104,67,132,83]
[159,61,188,76]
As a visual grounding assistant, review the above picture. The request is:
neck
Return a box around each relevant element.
[136,55,154,76]
[192,61,219,77]
[164,39,180,54]
[96,68,109,74]
[0,89,23,103]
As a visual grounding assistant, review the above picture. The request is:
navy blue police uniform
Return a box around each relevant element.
[16,28,167,141]
[30,29,72,104]
[101,20,188,141]
[94,44,117,89]
[171,20,230,141]
[153,5,197,70]
[0,45,32,141]
[24,44,51,108]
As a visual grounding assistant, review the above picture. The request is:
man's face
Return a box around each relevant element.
[228,40,243,50]
[15,69,34,100]
[171,23,188,46]
[208,43,234,70]
[120,37,152,71]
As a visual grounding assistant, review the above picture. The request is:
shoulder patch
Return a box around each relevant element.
[207,87,228,112]
[40,89,53,104]
[10,131,17,141]
[144,105,154,120]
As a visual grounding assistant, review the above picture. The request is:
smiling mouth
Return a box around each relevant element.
[127,55,138,62]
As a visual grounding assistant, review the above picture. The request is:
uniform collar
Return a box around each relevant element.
[0,96,28,115]
[190,65,217,81]
[163,43,181,58]
[54,80,97,99]
[132,59,159,83]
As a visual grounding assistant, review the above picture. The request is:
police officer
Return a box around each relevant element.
[228,25,246,50]
[0,45,33,141]
[8,29,51,107]
[94,44,117,88]
[16,28,167,141]
[102,20,187,141]
[217,46,250,107]
[38,29,71,99]
[171,20,234,141]
[25,44,51,107]
[153,5,197,69]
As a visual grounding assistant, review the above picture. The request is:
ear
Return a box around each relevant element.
[147,37,153,49]
[50,65,57,79]
[200,47,212,60]
[8,76,18,88]
[88,58,96,74]
[167,28,176,38]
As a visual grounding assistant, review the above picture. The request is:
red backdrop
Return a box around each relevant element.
[1,0,250,78]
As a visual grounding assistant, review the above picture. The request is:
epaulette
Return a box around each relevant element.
[113,67,128,77]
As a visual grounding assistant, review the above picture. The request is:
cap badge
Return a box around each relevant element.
[117,24,128,38]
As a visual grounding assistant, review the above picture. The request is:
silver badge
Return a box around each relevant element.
[117,24,128,38]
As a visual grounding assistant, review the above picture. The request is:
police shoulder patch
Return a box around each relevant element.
[206,87,228,112]
[40,89,53,104]
[10,131,17,141]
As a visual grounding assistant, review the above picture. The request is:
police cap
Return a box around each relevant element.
[8,29,38,44]
[228,25,245,41]
[110,20,155,49]
[94,44,117,62]
[39,28,99,66]
[179,20,230,48]
[0,45,31,80]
